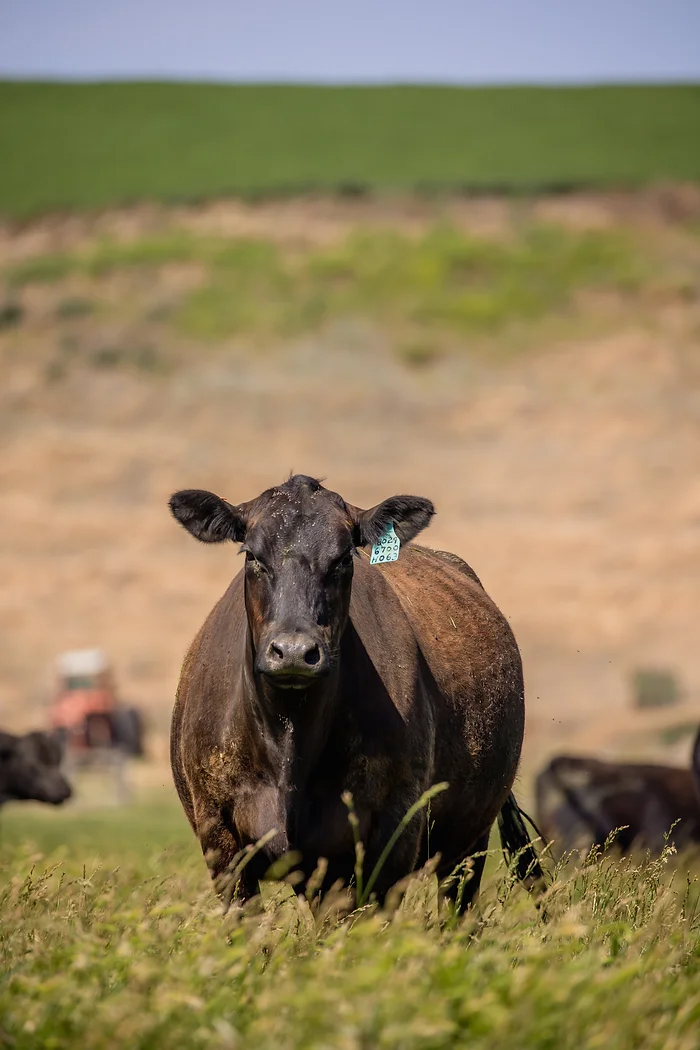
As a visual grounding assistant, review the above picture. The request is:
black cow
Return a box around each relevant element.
[536,727,700,857]
[169,474,541,908]
[0,730,72,807]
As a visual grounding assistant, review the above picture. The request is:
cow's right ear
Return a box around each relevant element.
[169,490,247,544]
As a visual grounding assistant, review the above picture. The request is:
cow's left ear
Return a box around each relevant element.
[350,495,435,547]
[169,489,248,543]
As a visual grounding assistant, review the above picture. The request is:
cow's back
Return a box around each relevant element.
[350,545,524,845]
[536,754,700,856]
[366,545,524,764]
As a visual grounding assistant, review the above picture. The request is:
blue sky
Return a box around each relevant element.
[1,0,698,84]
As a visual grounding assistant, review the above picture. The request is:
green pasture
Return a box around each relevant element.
[0,794,193,861]
[2,798,700,1049]
[2,222,651,358]
[1,83,699,217]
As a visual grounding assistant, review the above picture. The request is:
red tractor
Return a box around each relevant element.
[50,649,144,759]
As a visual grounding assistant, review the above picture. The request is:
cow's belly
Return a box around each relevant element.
[231,778,373,864]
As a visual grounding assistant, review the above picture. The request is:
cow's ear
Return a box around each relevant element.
[350,495,435,547]
[169,489,247,544]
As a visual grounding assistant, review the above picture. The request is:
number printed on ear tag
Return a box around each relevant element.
[370,523,401,565]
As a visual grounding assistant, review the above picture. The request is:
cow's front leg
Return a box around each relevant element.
[361,803,426,904]
[192,799,250,903]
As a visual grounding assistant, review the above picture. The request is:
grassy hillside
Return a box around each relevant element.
[1,83,699,216]
[2,222,645,353]
[2,802,700,1049]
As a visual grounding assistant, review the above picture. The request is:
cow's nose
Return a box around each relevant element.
[48,777,72,805]
[269,639,320,666]
[257,633,330,685]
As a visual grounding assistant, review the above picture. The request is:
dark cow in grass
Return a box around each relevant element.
[0,730,72,807]
[169,474,541,908]
[536,727,700,857]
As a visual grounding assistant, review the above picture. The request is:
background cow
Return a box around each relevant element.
[0,730,72,808]
[170,474,541,908]
[536,726,700,857]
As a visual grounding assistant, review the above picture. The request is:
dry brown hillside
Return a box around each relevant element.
[2,189,700,792]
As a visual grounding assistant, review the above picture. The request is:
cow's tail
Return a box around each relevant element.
[497,791,546,892]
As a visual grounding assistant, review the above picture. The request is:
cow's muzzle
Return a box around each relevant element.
[255,631,331,688]
[32,774,72,806]
[48,777,73,805]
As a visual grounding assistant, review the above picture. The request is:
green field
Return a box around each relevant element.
[4,208,698,371]
[1,83,699,217]
[2,222,645,354]
[2,801,700,1049]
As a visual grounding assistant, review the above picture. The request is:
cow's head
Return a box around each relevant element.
[170,475,434,692]
[0,731,72,806]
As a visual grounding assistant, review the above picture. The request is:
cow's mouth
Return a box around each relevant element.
[264,672,323,690]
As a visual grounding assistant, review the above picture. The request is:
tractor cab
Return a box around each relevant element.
[50,649,143,757]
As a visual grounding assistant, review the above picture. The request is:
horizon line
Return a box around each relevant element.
[2,75,700,89]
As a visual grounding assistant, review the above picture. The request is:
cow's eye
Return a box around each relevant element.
[245,551,269,574]
[337,551,354,571]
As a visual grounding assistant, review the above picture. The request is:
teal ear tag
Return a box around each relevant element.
[370,522,401,565]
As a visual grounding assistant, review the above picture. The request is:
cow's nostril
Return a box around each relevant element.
[304,644,321,666]
[270,642,285,661]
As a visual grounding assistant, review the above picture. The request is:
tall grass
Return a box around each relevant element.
[1,802,700,1049]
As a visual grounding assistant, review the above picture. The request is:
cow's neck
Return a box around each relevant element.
[242,634,340,794]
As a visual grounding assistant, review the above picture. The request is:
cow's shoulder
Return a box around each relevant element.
[347,553,423,661]
[350,543,521,702]
[411,545,483,588]
[373,542,506,643]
